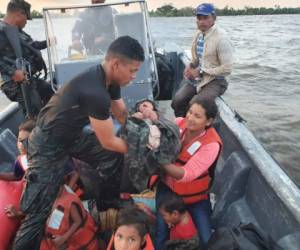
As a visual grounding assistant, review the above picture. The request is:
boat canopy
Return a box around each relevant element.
[43,0,158,108]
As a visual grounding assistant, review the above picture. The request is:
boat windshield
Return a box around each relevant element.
[43,1,157,90]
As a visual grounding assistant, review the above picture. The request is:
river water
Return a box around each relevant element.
[1,15,299,186]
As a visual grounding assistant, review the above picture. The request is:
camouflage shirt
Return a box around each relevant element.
[120,116,181,192]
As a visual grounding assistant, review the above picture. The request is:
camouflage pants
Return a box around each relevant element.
[13,126,123,250]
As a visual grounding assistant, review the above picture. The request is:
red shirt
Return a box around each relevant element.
[170,212,197,240]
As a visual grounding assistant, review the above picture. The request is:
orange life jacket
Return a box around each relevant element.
[40,185,98,250]
[107,233,154,250]
[171,119,223,204]
[148,120,223,203]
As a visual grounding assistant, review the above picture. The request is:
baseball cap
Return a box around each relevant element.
[8,0,32,20]
[196,3,215,16]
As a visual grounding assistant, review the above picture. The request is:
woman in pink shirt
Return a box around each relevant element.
[155,96,222,250]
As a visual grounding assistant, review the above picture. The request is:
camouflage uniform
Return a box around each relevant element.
[120,116,181,192]
[13,127,123,250]
[0,10,53,116]
[72,6,115,55]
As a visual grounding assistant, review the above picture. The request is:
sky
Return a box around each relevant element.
[0,0,300,12]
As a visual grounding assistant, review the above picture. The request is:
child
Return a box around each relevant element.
[0,119,35,248]
[1,119,36,218]
[0,119,36,182]
[132,99,159,122]
[159,193,200,249]
[107,206,154,250]
[40,183,99,250]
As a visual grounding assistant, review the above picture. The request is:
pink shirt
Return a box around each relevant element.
[164,118,220,187]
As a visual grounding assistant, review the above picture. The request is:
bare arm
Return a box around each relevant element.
[67,171,80,191]
[161,163,185,180]
[89,116,128,153]
[111,99,128,126]
[52,203,82,248]
[0,172,20,181]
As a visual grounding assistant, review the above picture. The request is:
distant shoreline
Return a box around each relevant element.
[0,6,300,18]
[149,5,300,17]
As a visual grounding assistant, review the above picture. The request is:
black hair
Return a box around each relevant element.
[158,193,186,214]
[7,0,30,16]
[106,36,145,62]
[115,206,149,239]
[7,2,22,13]
[134,99,157,112]
[18,119,36,133]
[189,96,218,120]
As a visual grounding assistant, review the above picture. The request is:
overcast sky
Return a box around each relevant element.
[1,0,299,12]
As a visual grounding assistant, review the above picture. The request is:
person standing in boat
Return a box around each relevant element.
[171,3,233,117]
[71,0,115,55]
[155,97,223,249]
[12,36,144,250]
[0,0,54,117]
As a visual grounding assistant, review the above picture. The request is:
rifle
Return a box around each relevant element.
[2,24,36,118]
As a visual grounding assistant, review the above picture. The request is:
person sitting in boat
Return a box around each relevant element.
[158,193,200,250]
[154,97,223,249]
[120,98,181,193]
[0,119,35,249]
[13,36,144,249]
[71,0,115,55]
[171,3,233,117]
[0,119,35,183]
[2,119,79,219]
[40,182,99,250]
[4,160,78,219]
[107,206,154,250]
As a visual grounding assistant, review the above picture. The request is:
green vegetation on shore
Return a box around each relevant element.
[149,5,300,17]
[0,5,300,18]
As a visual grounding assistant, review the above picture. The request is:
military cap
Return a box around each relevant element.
[8,0,32,20]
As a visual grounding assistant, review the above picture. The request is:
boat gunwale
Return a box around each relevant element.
[216,98,300,221]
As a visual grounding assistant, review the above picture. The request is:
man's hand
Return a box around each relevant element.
[183,64,193,79]
[71,39,83,52]
[49,36,57,46]
[184,66,200,80]
[12,70,25,83]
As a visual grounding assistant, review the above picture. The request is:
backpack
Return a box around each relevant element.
[207,223,283,250]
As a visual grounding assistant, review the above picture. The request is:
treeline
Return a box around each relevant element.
[0,10,43,18]
[149,5,300,17]
[1,5,299,18]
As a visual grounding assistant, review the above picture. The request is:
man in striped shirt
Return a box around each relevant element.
[172,3,233,117]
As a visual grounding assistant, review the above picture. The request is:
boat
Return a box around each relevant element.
[0,0,299,249]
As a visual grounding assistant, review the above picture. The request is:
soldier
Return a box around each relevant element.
[71,0,115,55]
[0,0,53,117]
[13,36,144,249]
